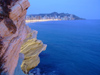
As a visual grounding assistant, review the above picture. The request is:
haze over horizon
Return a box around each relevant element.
[27,0,100,19]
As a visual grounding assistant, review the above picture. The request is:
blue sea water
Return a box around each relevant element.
[28,20,100,75]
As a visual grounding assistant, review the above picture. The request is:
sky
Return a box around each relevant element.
[27,0,100,19]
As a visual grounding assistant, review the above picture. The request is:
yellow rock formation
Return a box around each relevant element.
[20,30,47,73]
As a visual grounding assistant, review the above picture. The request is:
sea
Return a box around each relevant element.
[28,20,100,75]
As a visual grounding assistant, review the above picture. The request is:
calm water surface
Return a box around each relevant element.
[28,20,100,75]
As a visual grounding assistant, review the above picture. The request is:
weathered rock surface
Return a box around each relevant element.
[0,0,46,75]
[20,31,47,73]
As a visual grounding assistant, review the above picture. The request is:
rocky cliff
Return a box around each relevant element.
[0,0,47,75]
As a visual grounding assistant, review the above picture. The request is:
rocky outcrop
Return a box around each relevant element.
[0,0,47,75]
[21,30,47,73]
[20,31,47,74]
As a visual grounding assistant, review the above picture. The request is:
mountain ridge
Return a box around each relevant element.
[27,12,85,20]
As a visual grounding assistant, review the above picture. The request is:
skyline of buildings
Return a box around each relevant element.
[26,14,75,20]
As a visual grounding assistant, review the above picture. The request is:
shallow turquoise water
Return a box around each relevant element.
[28,20,100,75]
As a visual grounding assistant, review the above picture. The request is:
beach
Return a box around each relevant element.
[25,19,61,23]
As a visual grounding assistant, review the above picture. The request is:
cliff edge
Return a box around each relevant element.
[0,0,47,75]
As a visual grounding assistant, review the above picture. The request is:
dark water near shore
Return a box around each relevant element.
[28,20,100,75]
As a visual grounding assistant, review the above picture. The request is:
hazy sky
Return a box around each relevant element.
[27,0,100,19]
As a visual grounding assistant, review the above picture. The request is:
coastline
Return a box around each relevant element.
[25,19,61,23]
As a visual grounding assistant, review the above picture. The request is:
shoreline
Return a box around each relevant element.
[25,19,61,24]
[25,19,86,24]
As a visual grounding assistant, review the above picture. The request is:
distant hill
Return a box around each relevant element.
[26,12,85,20]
